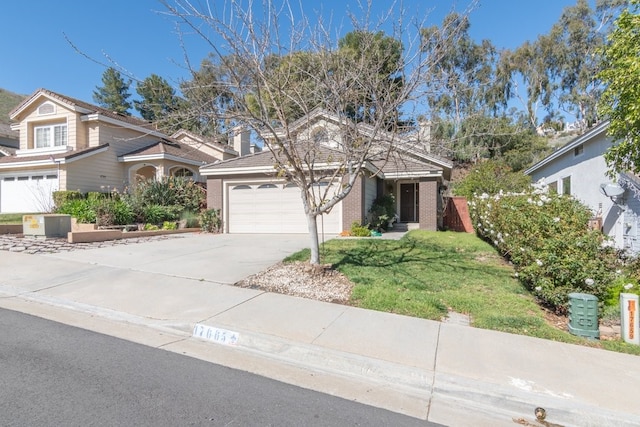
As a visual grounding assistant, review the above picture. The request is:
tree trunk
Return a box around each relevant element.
[306,213,321,265]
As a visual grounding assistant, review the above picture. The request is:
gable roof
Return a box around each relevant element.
[10,88,164,137]
[269,107,452,172]
[119,139,219,166]
[170,129,237,155]
[525,121,610,175]
[0,144,109,169]
[200,142,445,180]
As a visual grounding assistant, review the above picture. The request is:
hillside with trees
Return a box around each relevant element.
[0,88,26,125]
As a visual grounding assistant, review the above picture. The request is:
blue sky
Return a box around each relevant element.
[1,0,582,105]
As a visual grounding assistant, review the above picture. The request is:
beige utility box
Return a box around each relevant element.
[23,214,72,238]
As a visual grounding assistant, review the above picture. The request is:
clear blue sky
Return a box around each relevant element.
[1,0,583,105]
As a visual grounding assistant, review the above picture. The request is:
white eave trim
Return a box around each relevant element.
[525,121,610,175]
[118,153,206,167]
[81,113,166,138]
[59,146,109,164]
[383,170,443,179]
[9,92,94,120]
[0,146,109,169]
[201,161,379,177]
[0,159,57,169]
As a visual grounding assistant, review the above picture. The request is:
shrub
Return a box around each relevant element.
[367,194,396,231]
[469,185,619,315]
[128,177,205,214]
[350,221,371,237]
[180,210,200,228]
[95,199,135,226]
[53,191,83,209]
[142,204,180,225]
[86,192,111,203]
[453,160,531,199]
[162,221,177,230]
[144,223,160,231]
[199,209,221,233]
[55,199,97,223]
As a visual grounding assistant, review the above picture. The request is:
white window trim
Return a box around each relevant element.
[37,102,56,116]
[34,123,67,149]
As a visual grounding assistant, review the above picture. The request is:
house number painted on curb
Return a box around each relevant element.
[193,323,239,346]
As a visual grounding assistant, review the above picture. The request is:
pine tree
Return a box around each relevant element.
[93,68,132,116]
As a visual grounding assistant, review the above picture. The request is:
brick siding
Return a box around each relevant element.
[418,179,438,231]
[342,175,364,231]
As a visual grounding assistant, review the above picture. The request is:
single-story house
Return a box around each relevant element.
[525,121,640,255]
[201,109,452,234]
[0,88,240,213]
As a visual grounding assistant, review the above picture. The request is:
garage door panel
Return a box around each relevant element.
[228,182,341,234]
[1,175,58,213]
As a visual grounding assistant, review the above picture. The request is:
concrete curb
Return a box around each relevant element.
[2,286,638,427]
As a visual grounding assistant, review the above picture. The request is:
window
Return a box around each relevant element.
[311,127,329,144]
[562,176,571,195]
[38,103,55,115]
[232,185,252,190]
[35,124,67,148]
[548,181,558,194]
[172,167,194,177]
[257,183,277,189]
[574,144,584,156]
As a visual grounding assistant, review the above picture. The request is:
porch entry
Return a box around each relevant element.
[400,183,419,222]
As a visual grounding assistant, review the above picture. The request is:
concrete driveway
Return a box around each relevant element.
[45,233,314,285]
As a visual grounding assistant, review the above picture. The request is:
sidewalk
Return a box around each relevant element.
[0,236,638,427]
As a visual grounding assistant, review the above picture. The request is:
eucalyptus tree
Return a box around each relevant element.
[421,11,514,161]
[598,0,640,175]
[504,0,625,131]
[161,0,467,264]
[93,67,132,116]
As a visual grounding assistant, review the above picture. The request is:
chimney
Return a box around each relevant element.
[417,118,431,154]
[232,126,251,156]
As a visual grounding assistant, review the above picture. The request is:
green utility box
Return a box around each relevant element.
[568,293,599,339]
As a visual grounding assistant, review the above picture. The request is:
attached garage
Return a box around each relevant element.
[227,181,342,233]
[0,172,58,213]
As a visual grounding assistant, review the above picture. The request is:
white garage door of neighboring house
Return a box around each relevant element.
[228,182,342,233]
[0,173,58,213]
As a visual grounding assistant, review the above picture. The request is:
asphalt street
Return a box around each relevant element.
[0,308,440,427]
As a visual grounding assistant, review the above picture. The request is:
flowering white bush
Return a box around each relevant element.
[469,187,618,314]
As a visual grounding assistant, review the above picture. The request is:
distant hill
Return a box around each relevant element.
[0,88,27,125]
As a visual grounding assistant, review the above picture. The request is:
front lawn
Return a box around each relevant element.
[285,230,640,355]
[0,213,32,224]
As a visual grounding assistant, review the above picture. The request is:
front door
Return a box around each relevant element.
[400,183,419,222]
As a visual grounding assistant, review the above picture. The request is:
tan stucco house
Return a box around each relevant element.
[201,109,452,234]
[0,89,237,213]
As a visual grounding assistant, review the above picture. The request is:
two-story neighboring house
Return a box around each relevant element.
[525,121,640,255]
[0,88,240,213]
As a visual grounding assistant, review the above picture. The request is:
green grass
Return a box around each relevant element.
[0,213,31,224]
[286,230,640,355]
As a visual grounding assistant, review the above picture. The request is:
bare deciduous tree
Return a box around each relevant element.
[161,0,468,264]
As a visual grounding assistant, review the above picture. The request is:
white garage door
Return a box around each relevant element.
[0,173,58,213]
[228,182,342,233]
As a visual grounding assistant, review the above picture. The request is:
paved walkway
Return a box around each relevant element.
[0,233,638,426]
[0,234,185,254]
